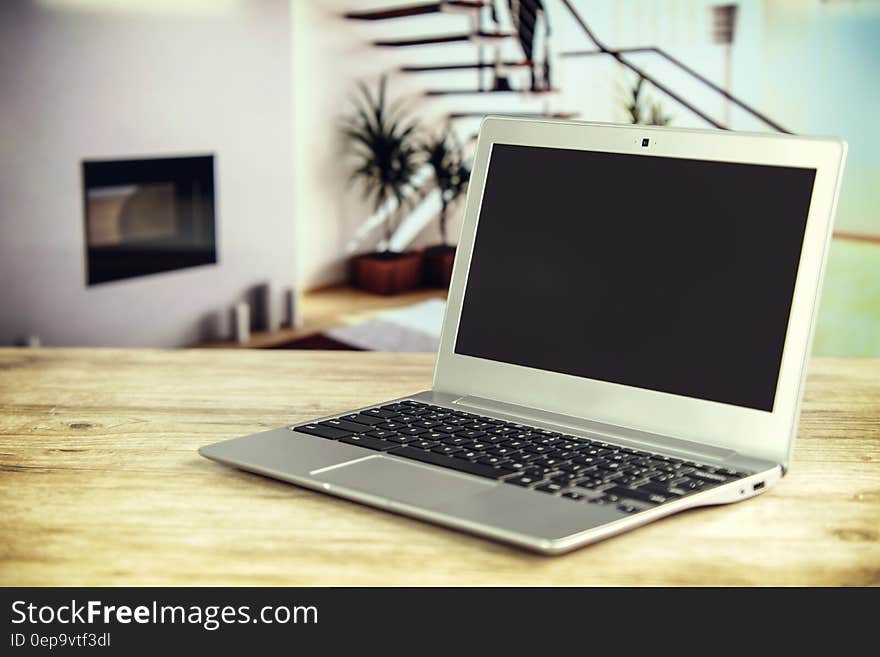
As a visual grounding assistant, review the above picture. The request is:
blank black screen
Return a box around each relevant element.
[455,144,816,411]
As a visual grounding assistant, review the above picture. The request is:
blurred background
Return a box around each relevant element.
[1,0,877,356]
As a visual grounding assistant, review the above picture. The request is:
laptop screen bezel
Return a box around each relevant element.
[433,117,846,469]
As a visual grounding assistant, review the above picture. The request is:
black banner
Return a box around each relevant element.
[0,587,865,652]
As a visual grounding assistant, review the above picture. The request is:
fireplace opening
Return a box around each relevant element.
[82,155,216,285]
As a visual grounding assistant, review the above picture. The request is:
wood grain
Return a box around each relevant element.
[1,348,878,586]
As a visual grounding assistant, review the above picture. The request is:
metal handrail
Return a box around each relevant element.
[558,0,790,133]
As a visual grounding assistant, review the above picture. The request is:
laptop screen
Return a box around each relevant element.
[454,143,817,412]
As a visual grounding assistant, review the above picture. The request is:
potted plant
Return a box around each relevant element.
[624,74,673,126]
[342,75,422,295]
[420,126,470,288]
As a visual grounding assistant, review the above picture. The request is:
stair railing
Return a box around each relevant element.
[558,0,790,133]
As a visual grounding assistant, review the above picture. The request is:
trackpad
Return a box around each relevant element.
[312,455,495,508]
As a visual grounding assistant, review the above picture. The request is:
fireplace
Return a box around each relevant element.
[82,155,216,285]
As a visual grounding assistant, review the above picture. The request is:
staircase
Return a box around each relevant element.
[342,0,790,252]
[343,1,579,251]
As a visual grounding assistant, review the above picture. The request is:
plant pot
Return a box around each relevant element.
[422,245,456,289]
[350,251,424,295]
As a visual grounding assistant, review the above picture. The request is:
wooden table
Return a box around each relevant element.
[1,348,878,586]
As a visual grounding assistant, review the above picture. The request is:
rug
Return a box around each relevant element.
[273,299,446,352]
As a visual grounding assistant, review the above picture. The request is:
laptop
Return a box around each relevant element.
[200,117,847,554]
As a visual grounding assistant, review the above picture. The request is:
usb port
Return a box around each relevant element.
[752,481,765,491]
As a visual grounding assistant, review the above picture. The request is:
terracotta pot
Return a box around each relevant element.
[422,245,456,289]
[351,251,424,295]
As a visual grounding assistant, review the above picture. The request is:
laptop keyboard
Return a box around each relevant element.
[293,400,749,514]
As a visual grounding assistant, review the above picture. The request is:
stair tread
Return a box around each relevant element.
[426,88,560,96]
[402,61,533,72]
[345,1,485,21]
[375,31,514,47]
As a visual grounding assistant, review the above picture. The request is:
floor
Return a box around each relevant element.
[197,285,447,349]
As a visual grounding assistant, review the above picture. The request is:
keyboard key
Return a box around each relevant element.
[456,429,486,439]
[366,429,400,439]
[320,419,373,433]
[558,463,590,474]
[522,465,558,477]
[340,435,397,451]
[399,427,428,436]
[550,472,582,484]
[388,447,510,479]
[343,414,385,426]
[433,445,463,456]
[413,420,441,429]
[476,455,509,466]
[688,470,728,483]
[467,422,494,431]
[479,434,509,444]
[505,475,542,487]
[561,491,587,501]
[575,478,605,490]
[383,434,420,444]
[381,403,410,413]
[535,483,564,494]
[604,485,667,505]
[294,424,350,440]
[411,439,439,450]
[454,450,480,460]
[670,477,704,490]
[465,441,490,451]
[377,421,405,431]
[530,456,565,468]
[363,408,398,419]
[640,482,683,498]
[403,407,431,416]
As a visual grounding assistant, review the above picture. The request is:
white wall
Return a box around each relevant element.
[0,0,295,347]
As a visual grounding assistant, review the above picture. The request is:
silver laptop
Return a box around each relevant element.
[200,117,846,554]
